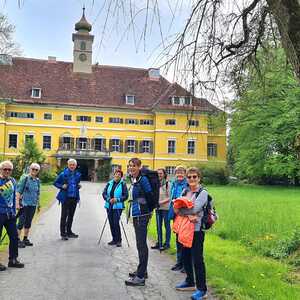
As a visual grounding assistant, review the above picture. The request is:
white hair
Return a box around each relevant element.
[0,160,14,170]
[67,158,77,165]
[30,163,40,171]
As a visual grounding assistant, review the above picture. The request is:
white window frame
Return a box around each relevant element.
[168,140,176,154]
[43,135,52,150]
[44,113,52,120]
[142,140,151,153]
[208,143,217,157]
[95,116,103,123]
[171,96,192,106]
[126,95,135,105]
[64,114,72,121]
[112,139,120,152]
[165,119,176,125]
[8,133,18,149]
[127,140,135,153]
[187,140,195,154]
[31,88,41,99]
[166,166,176,175]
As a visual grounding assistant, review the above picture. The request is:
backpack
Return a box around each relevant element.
[140,168,160,212]
[182,187,218,230]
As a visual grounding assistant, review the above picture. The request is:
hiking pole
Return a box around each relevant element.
[97,216,108,245]
[120,219,130,247]
[156,208,163,253]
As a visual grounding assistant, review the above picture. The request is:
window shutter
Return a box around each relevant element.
[70,137,74,150]
[149,141,153,154]
[109,139,113,151]
[125,140,128,153]
[125,119,129,124]
[135,140,139,153]
[120,118,124,124]
[91,138,95,150]
[102,138,107,151]
[59,137,63,149]
[119,140,123,152]
[139,141,144,153]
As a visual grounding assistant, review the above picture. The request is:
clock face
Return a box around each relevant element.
[79,53,87,62]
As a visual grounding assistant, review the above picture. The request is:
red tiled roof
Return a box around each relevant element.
[0,57,218,112]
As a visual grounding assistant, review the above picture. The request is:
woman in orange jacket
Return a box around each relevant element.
[174,167,208,300]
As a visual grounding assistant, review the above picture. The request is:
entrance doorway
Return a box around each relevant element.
[77,159,94,181]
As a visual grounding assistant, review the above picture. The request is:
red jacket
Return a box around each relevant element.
[172,197,194,248]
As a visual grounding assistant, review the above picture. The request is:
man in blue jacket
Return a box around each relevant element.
[0,160,24,271]
[54,159,81,240]
[125,158,154,287]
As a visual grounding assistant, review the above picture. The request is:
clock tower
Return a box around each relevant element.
[72,7,94,73]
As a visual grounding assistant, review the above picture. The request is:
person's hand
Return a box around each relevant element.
[188,215,198,223]
[173,208,179,214]
[62,184,68,190]
[16,201,20,210]
[37,205,41,213]
[78,184,82,189]
[110,198,116,204]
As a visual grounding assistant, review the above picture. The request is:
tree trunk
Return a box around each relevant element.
[267,0,300,80]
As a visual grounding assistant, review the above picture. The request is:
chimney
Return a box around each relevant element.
[48,56,57,63]
[0,54,13,65]
[148,68,160,81]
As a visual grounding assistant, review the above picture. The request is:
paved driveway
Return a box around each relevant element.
[0,182,216,300]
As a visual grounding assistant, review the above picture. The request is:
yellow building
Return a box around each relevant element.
[0,10,226,180]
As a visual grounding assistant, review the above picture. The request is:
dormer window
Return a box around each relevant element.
[171,96,192,106]
[31,88,41,99]
[126,95,135,105]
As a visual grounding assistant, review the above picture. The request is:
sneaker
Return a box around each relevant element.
[163,244,170,250]
[151,243,159,249]
[116,242,122,247]
[0,263,6,271]
[171,263,183,271]
[8,259,24,268]
[175,281,196,291]
[67,232,79,238]
[23,239,33,246]
[108,240,116,246]
[18,240,26,248]
[125,276,145,286]
[129,271,148,279]
[61,235,68,241]
[180,268,186,273]
[191,289,207,300]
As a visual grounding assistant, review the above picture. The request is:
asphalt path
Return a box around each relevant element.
[0,182,216,300]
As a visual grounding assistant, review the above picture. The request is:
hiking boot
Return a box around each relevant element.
[18,240,26,248]
[171,263,183,271]
[0,263,6,271]
[151,243,159,250]
[67,232,79,238]
[180,268,186,273]
[125,276,145,286]
[191,289,207,300]
[108,240,116,246]
[23,239,33,246]
[175,280,196,291]
[61,235,68,241]
[8,259,24,268]
[116,242,122,247]
[129,271,148,279]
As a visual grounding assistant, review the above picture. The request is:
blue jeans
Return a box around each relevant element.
[155,209,171,247]
[0,213,18,260]
[107,208,122,243]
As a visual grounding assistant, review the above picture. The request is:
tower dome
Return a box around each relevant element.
[75,7,92,32]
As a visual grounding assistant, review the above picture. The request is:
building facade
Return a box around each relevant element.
[0,10,226,180]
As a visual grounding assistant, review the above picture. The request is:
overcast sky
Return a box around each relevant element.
[0,0,190,73]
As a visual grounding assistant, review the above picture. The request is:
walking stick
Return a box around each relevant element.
[120,219,130,247]
[97,216,108,245]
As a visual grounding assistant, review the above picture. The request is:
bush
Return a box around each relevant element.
[39,169,57,183]
[195,163,229,185]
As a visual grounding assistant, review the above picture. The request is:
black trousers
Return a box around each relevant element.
[182,230,207,292]
[17,206,36,230]
[0,213,18,260]
[107,208,122,243]
[60,198,77,236]
[133,215,150,278]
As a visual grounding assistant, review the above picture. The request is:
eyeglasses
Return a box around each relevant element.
[31,169,39,171]
[2,168,12,172]
[187,175,198,179]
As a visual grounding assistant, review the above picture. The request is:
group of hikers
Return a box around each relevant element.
[0,157,209,300]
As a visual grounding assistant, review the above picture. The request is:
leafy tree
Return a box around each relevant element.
[12,139,46,178]
[230,48,300,185]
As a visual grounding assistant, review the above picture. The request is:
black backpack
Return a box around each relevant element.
[140,168,160,212]
[182,187,218,230]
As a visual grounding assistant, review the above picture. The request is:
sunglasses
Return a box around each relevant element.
[3,168,12,171]
[187,175,198,179]
[31,169,39,171]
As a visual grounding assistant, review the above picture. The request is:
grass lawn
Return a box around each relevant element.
[0,184,56,252]
[148,185,300,300]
